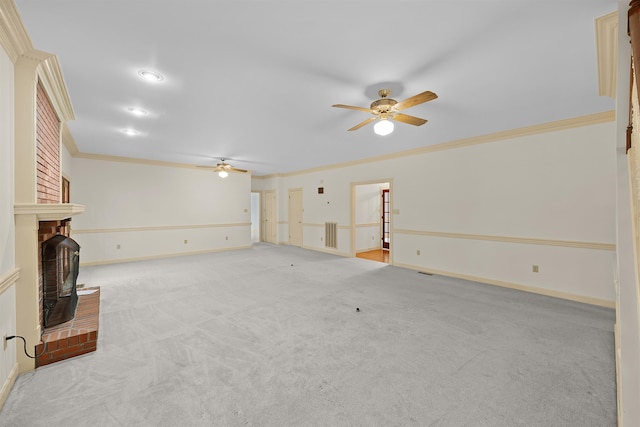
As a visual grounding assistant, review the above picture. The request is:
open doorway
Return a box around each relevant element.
[351,180,391,264]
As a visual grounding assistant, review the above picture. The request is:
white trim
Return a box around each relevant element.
[355,223,380,228]
[254,112,615,178]
[14,203,85,220]
[0,0,33,63]
[61,122,78,155]
[72,222,251,234]
[394,262,615,308]
[79,245,252,267]
[595,11,618,99]
[302,223,350,230]
[0,268,19,295]
[37,54,74,122]
[301,245,350,258]
[393,229,616,251]
[63,112,613,178]
[0,363,19,411]
[356,246,382,253]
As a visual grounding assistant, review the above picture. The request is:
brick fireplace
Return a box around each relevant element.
[34,219,99,367]
[13,53,94,372]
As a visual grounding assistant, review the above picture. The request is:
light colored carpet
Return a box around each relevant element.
[0,243,616,426]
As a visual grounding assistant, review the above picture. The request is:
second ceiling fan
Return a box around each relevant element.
[198,158,248,178]
[332,89,437,135]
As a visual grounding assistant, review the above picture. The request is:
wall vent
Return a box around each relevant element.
[325,222,337,249]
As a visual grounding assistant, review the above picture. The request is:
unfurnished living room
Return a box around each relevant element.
[1,1,639,426]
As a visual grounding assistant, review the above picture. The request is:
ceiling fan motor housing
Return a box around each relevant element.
[370,98,397,114]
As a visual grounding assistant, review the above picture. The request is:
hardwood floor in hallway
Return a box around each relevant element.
[356,249,389,263]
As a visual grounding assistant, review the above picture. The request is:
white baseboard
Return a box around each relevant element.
[80,245,252,266]
[301,245,351,258]
[356,246,382,253]
[0,363,19,411]
[394,262,615,308]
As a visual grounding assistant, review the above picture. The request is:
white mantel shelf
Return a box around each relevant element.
[14,203,85,220]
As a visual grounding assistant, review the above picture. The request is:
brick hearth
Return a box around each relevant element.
[36,287,100,367]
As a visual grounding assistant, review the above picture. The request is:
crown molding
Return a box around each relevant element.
[254,111,616,179]
[56,109,619,182]
[71,111,613,178]
[61,122,79,155]
[596,11,618,99]
[74,152,220,170]
[74,151,256,175]
[0,0,33,62]
[37,54,74,122]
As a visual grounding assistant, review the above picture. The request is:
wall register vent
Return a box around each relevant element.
[325,222,337,249]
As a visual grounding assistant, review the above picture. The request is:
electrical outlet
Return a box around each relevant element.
[3,334,7,351]
[532,265,539,273]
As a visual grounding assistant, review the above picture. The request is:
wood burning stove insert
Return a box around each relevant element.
[42,234,80,328]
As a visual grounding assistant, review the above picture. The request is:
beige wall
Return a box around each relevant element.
[254,120,617,306]
[70,157,252,265]
[0,27,18,409]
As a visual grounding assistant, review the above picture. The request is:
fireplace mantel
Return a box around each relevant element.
[14,203,85,220]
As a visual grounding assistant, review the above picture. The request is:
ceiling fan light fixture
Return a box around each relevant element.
[121,128,139,136]
[218,170,229,178]
[374,119,394,136]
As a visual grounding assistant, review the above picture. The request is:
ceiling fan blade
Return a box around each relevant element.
[348,117,377,131]
[230,167,248,173]
[196,165,216,169]
[393,113,428,126]
[394,91,438,111]
[332,104,374,113]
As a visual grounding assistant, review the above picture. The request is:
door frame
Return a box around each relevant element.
[350,178,393,263]
[381,188,390,249]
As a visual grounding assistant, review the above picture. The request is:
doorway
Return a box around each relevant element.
[351,180,391,264]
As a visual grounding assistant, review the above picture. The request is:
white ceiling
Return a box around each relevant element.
[14,0,617,176]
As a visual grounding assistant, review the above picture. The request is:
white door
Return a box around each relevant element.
[251,192,260,243]
[288,188,303,246]
[264,190,277,244]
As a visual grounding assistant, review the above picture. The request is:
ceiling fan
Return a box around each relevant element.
[332,89,437,135]
[198,158,248,178]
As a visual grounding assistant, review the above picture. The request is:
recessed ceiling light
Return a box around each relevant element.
[127,107,148,116]
[137,70,164,82]
[122,129,139,136]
